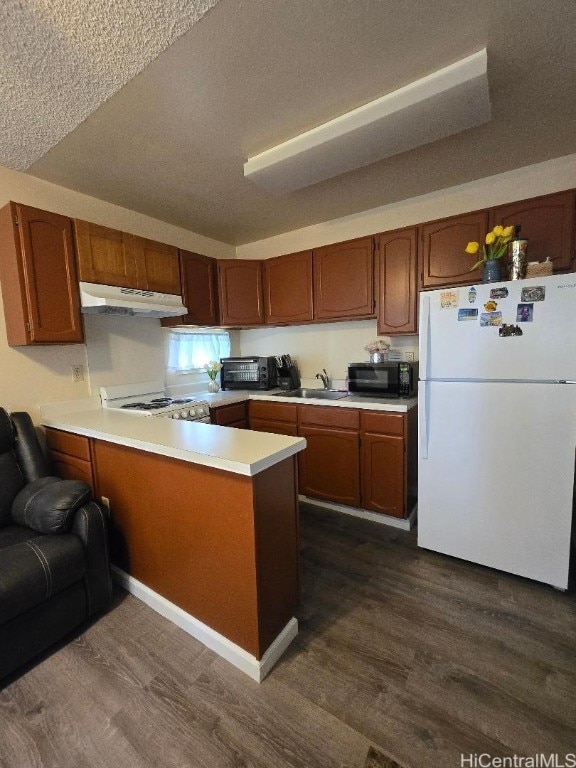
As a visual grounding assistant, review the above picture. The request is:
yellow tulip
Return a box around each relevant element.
[502,225,515,238]
[492,225,503,236]
[465,241,480,254]
[485,232,496,245]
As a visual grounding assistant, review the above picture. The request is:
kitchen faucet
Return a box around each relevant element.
[315,369,330,389]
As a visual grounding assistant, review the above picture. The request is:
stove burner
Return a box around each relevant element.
[121,402,165,410]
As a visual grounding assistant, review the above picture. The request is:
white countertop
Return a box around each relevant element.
[202,389,418,412]
[41,390,416,478]
[42,408,305,477]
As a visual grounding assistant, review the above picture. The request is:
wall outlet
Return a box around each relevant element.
[404,351,415,362]
[71,364,84,383]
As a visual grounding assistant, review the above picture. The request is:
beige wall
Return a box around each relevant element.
[2,152,576,420]
[0,164,234,422]
[237,152,576,382]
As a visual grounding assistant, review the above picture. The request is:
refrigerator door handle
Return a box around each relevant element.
[420,381,429,459]
[420,293,431,380]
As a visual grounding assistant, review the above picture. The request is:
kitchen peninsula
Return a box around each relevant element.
[41,406,305,682]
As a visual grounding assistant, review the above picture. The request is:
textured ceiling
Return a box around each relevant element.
[0,0,220,169]
[2,0,576,245]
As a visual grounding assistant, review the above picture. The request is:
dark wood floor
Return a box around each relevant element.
[2,503,576,768]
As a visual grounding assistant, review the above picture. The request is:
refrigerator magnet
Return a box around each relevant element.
[480,311,502,327]
[458,308,478,321]
[483,300,498,312]
[516,303,534,322]
[499,324,523,337]
[490,287,508,299]
[521,286,546,302]
[468,286,477,303]
[440,290,459,309]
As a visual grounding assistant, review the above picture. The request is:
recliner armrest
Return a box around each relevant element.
[11,477,92,534]
[71,501,112,615]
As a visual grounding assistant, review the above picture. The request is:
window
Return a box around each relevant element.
[167,329,231,374]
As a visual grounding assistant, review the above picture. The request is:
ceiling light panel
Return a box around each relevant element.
[244,49,490,194]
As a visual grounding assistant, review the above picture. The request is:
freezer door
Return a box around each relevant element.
[418,380,575,589]
[419,274,576,382]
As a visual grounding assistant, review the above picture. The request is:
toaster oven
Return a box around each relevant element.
[220,356,277,390]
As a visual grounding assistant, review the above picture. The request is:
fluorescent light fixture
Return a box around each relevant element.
[244,49,490,194]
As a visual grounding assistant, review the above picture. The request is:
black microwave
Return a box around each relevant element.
[347,361,418,398]
[220,356,277,390]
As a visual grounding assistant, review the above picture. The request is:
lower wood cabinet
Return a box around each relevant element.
[295,403,416,519]
[45,428,94,491]
[298,425,360,506]
[297,405,360,507]
[210,401,248,428]
[360,411,406,517]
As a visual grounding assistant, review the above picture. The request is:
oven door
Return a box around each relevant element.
[347,363,399,397]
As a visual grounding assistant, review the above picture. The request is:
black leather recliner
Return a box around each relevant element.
[0,408,112,681]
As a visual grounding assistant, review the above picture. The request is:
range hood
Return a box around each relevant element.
[79,282,187,318]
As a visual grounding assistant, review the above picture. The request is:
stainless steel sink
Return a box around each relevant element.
[274,388,348,400]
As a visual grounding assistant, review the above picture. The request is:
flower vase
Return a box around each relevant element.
[483,260,501,283]
[207,379,220,394]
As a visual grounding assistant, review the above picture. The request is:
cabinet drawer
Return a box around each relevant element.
[45,428,91,461]
[249,400,297,423]
[250,418,298,437]
[210,401,248,426]
[298,405,359,430]
[360,411,406,436]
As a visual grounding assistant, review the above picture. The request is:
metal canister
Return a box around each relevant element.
[508,239,528,280]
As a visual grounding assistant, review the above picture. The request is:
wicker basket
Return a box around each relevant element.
[525,260,554,278]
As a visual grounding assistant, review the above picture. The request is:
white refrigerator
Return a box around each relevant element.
[418,273,576,589]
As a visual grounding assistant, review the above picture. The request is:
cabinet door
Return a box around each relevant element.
[377,227,418,335]
[162,251,219,328]
[489,191,575,271]
[210,401,248,427]
[7,204,83,344]
[420,210,488,289]
[264,251,313,324]
[313,236,374,320]
[361,432,405,517]
[74,219,137,287]
[133,236,181,294]
[218,260,264,326]
[298,425,360,506]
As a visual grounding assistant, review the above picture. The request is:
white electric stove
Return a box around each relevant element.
[100,381,211,422]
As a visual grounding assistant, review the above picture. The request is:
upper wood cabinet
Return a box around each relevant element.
[0,203,83,345]
[313,236,375,320]
[162,251,219,328]
[264,250,313,324]
[132,236,180,294]
[217,259,264,326]
[420,210,488,289]
[74,220,136,287]
[489,191,575,271]
[74,220,180,294]
[376,226,418,335]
